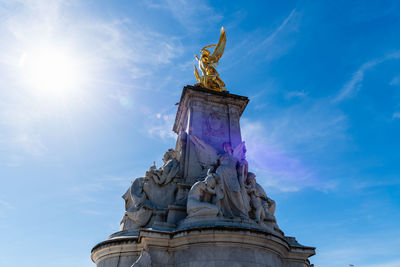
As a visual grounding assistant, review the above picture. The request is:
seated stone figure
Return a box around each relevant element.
[146,149,180,185]
[246,175,263,223]
[246,172,276,223]
[121,177,153,230]
[120,149,181,230]
[187,174,220,218]
[143,149,180,209]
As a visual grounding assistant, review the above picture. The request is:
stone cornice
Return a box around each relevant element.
[173,85,249,134]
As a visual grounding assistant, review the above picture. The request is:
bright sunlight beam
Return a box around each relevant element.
[20,43,84,100]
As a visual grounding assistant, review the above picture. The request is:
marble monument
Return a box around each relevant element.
[91,27,315,267]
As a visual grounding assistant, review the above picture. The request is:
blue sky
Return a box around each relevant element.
[0,0,399,266]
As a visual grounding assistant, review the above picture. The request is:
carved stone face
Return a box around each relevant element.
[222,142,233,155]
[205,176,216,189]
[247,172,256,186]
[163,150,175,163]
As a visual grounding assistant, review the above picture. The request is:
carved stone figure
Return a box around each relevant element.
[189,135,250,219]
[246,172,276,222]
[215,142,250,218]
[187,173,220,218]
[143,149,180,209]
[146,149,179,185]
[121,177,153,230]
[120,149,181,230]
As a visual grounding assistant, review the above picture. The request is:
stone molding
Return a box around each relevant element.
[92,226,315,267]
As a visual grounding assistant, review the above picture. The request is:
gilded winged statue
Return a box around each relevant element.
[194,27,227,92]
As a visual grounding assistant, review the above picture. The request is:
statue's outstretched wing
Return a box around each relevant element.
[194,65,201,82]
[210,27,226,63]
[189,135,219,167]
[233,141,246,161]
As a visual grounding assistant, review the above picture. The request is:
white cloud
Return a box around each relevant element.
[334,51,400,102]
[393,112,400,119]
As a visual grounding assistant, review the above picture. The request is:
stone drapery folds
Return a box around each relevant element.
[120,135,278,231]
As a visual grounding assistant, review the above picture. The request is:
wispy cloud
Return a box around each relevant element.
[260,8,297,47]
[285,90,307,99]
[334,51,400,102]
[241,99,347,192]
[78,18,183,72]
[393,112,400,119]
[224,8,299,69]
[144,0,222,32]
[246,8,298,58]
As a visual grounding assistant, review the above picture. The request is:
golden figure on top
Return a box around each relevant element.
[194,27,227,92]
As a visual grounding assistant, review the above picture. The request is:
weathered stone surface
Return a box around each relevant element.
[91,85,315,266]
[173,85,249,183]
[91,227,315,267]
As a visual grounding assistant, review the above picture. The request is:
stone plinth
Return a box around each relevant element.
[173,85,249,184]
[91,225,315,267]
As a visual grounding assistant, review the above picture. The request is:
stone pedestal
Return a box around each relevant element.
[91,85,315,266]
[91,225,314,267]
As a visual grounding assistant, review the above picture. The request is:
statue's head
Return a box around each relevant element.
[205,174,216,189]
[163,149,176,163]
[247,172,256,186]
[222,142,233,155]
[201,44,216,57]
[201,48,211,56]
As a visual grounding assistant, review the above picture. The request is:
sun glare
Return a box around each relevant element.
[21,44,84,99]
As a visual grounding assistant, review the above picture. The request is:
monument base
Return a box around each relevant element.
[91,225,314,267]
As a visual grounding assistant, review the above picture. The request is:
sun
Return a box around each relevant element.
[21,43,84,99]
